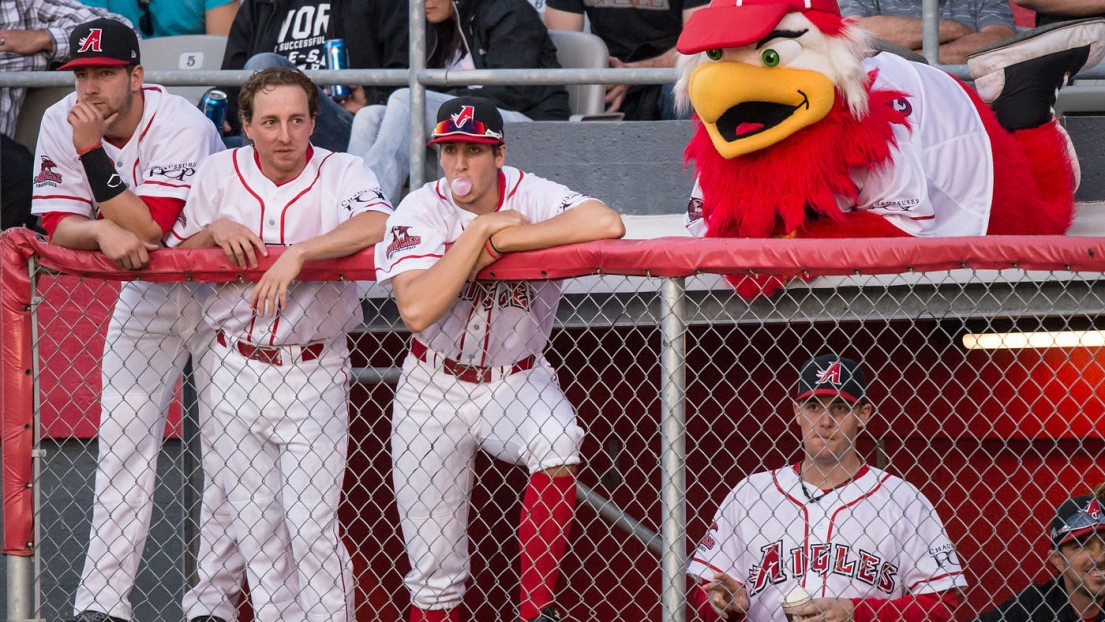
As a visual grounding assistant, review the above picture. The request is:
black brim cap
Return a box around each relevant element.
[795,354,866,404]
[58,18,140,71]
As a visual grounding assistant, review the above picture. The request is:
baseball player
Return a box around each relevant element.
[28,18,238,622]
[689,354,968,622]
[971,486,1105,622]
[168,66,392,622]
[375,96,625,622]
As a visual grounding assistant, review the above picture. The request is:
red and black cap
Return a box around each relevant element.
[677,0,842,54]
[58,18,140,71]
[795,354,866,404]
[428,96,505,146]
[1051,495,1105,547]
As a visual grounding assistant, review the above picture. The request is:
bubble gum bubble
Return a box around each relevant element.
[451,178,472,196]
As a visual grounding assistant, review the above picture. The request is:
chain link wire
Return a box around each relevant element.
[25,268,1105,621]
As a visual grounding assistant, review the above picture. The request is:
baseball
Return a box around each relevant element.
[451,177,472,196]
[781,586,813,622]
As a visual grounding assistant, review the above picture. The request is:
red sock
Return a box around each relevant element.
[411,606,459,622]
[518,471,577,621]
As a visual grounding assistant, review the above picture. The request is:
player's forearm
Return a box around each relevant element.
[544,7,585,31]
[1015,0,1105,12]
[392,229,490,333]
[851,590,959,622]
[937,26,1013,63]
[489,200,624,253]
[50,216,118,251]
[284,212,388,262]
[96,193,164,245]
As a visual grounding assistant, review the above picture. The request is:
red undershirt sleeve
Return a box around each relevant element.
[690,579,747,622]
[142,196,186,238]
[851,590,959,622]
[40,212,68,237]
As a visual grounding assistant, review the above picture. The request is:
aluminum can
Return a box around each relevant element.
[200,89,228,132]
[324,39,351,101]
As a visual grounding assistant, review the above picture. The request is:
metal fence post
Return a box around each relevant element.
[660,277,688,622]
[922,0,940,65]
[408,0,427,191]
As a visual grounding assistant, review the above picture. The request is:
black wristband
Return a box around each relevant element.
[488,234,505,256]
[79,144,127,203]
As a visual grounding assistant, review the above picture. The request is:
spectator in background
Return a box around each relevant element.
[219,0,408,151]
[972,486,1105,622]
[1014,0,1105,26]
[839,0,1015,64]
[77,0,240,37]
[0,0,134,231]
[544,0,706,120]
[346,0,570,202]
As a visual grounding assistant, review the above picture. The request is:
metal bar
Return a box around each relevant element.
[921,0,940,65]
[408,0,428,191]
[576,483,662,556]
[659,277,688,622]
[2,64,1105,89]
[351,366,402,385]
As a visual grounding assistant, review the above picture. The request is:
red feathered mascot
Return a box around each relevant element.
[675,0,1105,297]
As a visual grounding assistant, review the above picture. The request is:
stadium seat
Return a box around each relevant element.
[13,86,72,150]
[139,34,228,104]
[547,29,617,120]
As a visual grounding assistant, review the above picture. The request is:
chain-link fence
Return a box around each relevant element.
[3,229,1104,622]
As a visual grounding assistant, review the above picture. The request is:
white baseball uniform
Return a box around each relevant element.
[168,145,392,622]
[685,52,994,239]
[688,463,968,622]
[374,166,588,610]
[30,85,230,621]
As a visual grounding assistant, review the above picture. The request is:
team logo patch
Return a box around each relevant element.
[341,187,387,212]
[687,196,704,222]
[889,97,913,117]
[77,29,104,53]
[556,192,585,213]
[453,105,476,130]
[149,163,198,182]
[385,225,421,259]
[816,361,842,386]
[33,156,63,187]
[1087,499,1102,519]
[868,198,920,212]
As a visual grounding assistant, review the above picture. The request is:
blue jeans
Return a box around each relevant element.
[347,89,531,203]
[243,53,354,152]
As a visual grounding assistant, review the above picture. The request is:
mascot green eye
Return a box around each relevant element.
[706,48,723,61]
[761,49,780,67]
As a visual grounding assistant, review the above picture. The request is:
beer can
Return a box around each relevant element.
[200,89,228,133]
[324,39,351,101]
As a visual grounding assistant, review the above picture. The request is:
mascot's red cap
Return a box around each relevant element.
[677,0,842,54]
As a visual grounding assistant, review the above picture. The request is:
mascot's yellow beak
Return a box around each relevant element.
[688,61,835,158]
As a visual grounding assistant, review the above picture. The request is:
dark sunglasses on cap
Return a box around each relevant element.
[431,117,503,142]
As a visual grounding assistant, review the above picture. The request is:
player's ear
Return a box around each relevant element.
[855,402,873,427]
[494,144,506,168]
[130,65,144,91]
[1046,548,1065,575]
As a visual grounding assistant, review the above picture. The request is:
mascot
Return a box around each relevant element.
[674,0,1105,297]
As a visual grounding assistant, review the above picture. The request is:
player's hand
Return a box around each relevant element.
[250,246,304,318]
[605,57,629,114]
[339,85,368,114]
[67,101,115,152]
[96,221,159,270]
[706,572,749,619]
[207,218,268,268]
[0,28,53,55]
[475,209,529,239]
[792,598,855,622]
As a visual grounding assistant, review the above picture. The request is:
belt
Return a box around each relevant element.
[217,331,324,366]
[410,339,535,384]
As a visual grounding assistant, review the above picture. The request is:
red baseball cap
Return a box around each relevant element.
[677,0,842,54]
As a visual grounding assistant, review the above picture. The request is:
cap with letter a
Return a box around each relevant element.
[428,96,505,146]
[58,18,141,71]
[795,354,867,404]
[1051,494,1105,547]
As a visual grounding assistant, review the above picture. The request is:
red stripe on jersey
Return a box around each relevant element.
[143,180,191,189]
[246,312,258,344]
[279,152,334,244]
[479,299,493,367]
[387,253,445,272]
[495,170,507,211]
[772,467,811,588]
[507,170,524,200]
[907,571,965,592]
[141,195,186,237]
[233,149,266,234]
[269,315,281,346]
[908,215,936,221]
[130,109,159,184]
[435,179,447,200]
[33,194,94,205]
[690,557,731,577]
